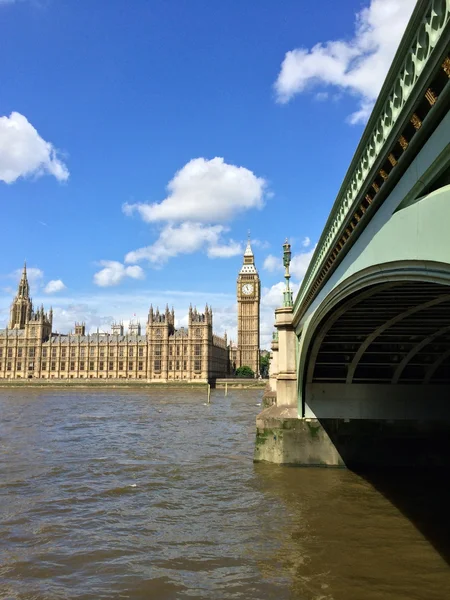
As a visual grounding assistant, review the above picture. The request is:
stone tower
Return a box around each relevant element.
[236,239,260,375]
[9,262,32,329]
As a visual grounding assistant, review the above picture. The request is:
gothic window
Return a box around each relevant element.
[156,329,162,337]
[61,362,66,371]
[42,362,47,371]
[154,359,161,372]
[0,349,2,358]
[17,348,22,358]
[169,361,172,370]
[129,348,133,357]
[7,349,12,358]
[17,362,22,370]
[80,361,85,370]
[138,361,143,371]
[81,348,85,358]
[90,347,95,357]
[195,329,201,338]
[118,361,124,370]
[169,346,173,356]
[138,348,143,357]
[128,362,133,370]
[195,345,201,356]
[109,348,114,357]
[108,361,113,370]
[100,350,104,357]
[155,345,162,356]
[71,348,75,357]
[99,362,104,371]
[7,362,11,371]
[194,360,201,372]
[89,362,95,371]
[176,346,180,356]
[176,361,180,370]
[61,348,66,358]
[119,348,124,357]
[52,348,56,358]
[51,362,56,371]
[70,362,75,371]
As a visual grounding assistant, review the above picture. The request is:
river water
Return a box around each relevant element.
[0,389,449,600]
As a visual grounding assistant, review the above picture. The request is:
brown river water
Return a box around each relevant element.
[1,388,450,600]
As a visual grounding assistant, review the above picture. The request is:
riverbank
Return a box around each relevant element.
[0,378,267,390]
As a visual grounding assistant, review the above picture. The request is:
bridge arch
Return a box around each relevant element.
[296,260,450,417]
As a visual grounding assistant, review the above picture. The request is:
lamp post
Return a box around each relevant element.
[283,239,293,308]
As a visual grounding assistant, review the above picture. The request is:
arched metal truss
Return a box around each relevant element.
[307,281,450,385]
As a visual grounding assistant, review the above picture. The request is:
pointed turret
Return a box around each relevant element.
[8,261,33,329]
[18,261,30,298]
[240,236,257,274]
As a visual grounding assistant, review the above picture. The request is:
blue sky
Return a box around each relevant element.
[0,0,416,346]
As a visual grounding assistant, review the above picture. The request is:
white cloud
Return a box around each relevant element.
[207,240,242,258]
[314,92,329,102]
[290,247,315,280]
[125,223,226,265]
[274,0,416,123]
[0,112,69,184]
[122,157,269,268]
[262,244,315,279]
[44,279,66,294]
[263,254,280,272]
[93,261,145,287]
[124,157,266,224]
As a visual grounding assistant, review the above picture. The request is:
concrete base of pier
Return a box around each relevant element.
[254,407,450,467]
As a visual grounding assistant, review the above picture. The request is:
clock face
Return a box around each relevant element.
[242,283,254,295]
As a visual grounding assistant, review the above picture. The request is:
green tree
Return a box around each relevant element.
[260,354,270,378]
[235,365,254,378]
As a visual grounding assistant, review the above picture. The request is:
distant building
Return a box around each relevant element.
[0,264,228,382]
[236,239,261,375]
[1,244,262,382]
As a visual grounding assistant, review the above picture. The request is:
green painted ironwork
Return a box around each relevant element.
[283,239,294,307]
[294,0,450,315]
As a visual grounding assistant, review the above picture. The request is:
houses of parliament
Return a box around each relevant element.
[0,242,261,381]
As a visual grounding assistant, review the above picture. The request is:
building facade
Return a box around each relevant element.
[0,264,229,382]
[236,240,261,375]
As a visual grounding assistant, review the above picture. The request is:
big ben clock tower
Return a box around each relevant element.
[237,238,260,375]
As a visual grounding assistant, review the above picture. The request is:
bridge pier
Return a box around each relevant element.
[255,305,344,465]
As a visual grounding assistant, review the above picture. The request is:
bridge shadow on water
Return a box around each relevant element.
[317,418,450,565]
[356,468,450,566]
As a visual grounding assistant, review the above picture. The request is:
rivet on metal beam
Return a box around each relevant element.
[372,182,380,193]
[399,135,408,151]
[379,169,388,181]
[410,113,422,130]
[365,194,373,205]
[346,228,351,237]
[425,88,437,106]
[388,153,397,167]
[442,57,450,77]
[359,204,366,214]
[354,212,361,222]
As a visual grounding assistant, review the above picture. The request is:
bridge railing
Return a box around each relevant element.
[294,0,450,320]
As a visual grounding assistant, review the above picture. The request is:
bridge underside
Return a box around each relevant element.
[299,280,450,467]
[255,278,450,468]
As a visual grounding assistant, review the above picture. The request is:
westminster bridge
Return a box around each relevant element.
[256,0,450,467]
